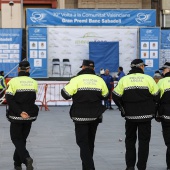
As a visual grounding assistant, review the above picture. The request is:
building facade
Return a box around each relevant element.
[0,0,57,28]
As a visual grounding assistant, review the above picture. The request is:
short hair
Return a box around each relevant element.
[119,67,123,71]
[153,70,162,79]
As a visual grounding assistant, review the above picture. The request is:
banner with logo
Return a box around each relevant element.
[48,27,138,77]
[28,27,47,78]
[160,29,170,67]
[0,28,22,77]
[89,42,119,73]
[27,9,156,27]
[139,28,160,76]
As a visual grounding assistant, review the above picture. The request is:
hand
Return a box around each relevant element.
[120,112,125,117]
[155,117,161,122]
[155,114,161,122]
[118,107,125,117]
[20,112,30,119]
[155,110,161,122]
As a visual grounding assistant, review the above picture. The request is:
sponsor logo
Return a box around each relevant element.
[63,44,69,47]
[62,37,72,41]
[75,32,106,45]
[135,13,150,24]
[61,50,71,54]
[34,29,40,33]
[146,30,152,34]
[81,32,102,38]
[30,12,46,23]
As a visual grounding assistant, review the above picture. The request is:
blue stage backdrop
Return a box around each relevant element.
[89,42,119,74]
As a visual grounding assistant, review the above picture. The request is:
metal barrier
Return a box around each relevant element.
[36,82,117,111]
[3,82,116,111]
[36,83,49,111]
[1,82,70,110]
[36,83,72,111]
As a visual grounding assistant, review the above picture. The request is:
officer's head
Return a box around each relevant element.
[18,61,30,73]
[159,62,170,75]
[130,59,148,71]
[80,60,95,70]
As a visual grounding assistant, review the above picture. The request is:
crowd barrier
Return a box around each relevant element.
[2,82,116,111]
[0,81,71,110]
[36,82,117,111]
[36,83,49,111]
[36,83,72,111]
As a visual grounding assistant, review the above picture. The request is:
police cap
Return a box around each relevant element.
[80,59,95,68]
[130,59,148,68]
[159,62,170,70]
[19,61,30,70]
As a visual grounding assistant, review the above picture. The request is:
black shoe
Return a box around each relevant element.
[109,107,114,110]
[125,167,135,170]
[26,157,34,170]
[14,166,22,170]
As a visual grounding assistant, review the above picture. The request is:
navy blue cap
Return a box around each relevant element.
[80,60,95,68]
[159,62,170,70]
[19,61,30,69]
[130,59,148,68]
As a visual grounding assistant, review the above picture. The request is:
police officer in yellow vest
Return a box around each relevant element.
[61,59,108,170]
[5,61,39,170]
[112,59,160,170]
[0,71,6,99]
[157,62,170,170]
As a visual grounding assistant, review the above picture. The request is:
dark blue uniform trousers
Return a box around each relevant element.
[75,121,99,170]
[10,122,32,166]
[125,120,151,170]
[161,121,170,169]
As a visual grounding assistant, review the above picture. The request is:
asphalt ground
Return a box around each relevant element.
[0,105,167,170]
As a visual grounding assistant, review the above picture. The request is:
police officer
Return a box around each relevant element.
[0,71,6,99]
[61,59,108,170]
[101,69,114,109]
[157,62,170,170]
[5,61,39,170]
[112,59,160,170]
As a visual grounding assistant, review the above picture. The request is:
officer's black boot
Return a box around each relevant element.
[26,157,34,170]
[14,166,22,170]
[125,167,135,170]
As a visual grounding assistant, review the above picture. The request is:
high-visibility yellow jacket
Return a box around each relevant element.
[112,68,160,121]
[5,72,39,123]
[157,72,170,121]
[61,68,109,123]
[0,76,6,89]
